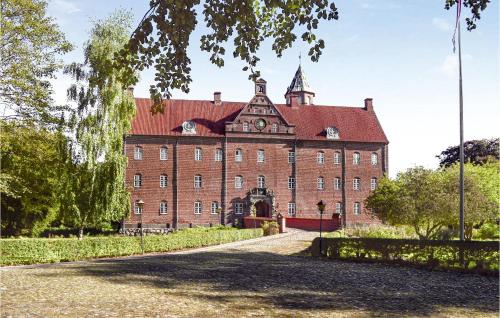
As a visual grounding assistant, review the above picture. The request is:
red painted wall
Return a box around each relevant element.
[285,216,340,232]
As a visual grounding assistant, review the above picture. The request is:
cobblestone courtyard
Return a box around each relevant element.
[1,231,498,317]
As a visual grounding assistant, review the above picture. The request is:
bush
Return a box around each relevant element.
[326,225,417,239]
[0,228,262,266]
[475,222,500,240]
[261,221,279,236]
[311,237,499,275]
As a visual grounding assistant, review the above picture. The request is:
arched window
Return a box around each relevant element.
[235,148,243,162]
[353,177,361,191]
[134,200,143,214]
[371,178,377,190]
[194,175,202,188]
[353,152,361,165]
[333,151,341,165]
[215,148,223,161]
[272,123,278,133]
[257,149,265,163]
[194,201,202,214]
[353,202,361,215]
[371,153,378,166]
[317,151,325,164]
[159,201,168,214]
[243,121,249,132]
[257,175,266,188]
[334,177,341,190]
[335,202,342,214]
[160,174,168,188]
[134,174,142,188]
[134,146,143,160]
[160,146,168,160]
[317,177,325,190]
[195,147,202,161]
[235,175,243,189]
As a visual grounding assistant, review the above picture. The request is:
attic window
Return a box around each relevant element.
[326,127,339,140]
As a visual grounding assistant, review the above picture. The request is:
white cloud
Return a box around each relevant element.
[441,54,458,77]
[432,18,452,32]
[49,0,81,14]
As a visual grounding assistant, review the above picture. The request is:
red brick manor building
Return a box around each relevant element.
[125,66,388,229]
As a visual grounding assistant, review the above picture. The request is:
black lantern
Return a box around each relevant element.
[316,200,326,254]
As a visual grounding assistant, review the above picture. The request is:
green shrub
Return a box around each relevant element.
[261,221,279,236]
[475,222,500,240]
[0,228,262,266]
[329,225,417,239]
[312,237,499,274]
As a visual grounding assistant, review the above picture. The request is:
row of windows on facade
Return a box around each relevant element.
[133,146,379,166]
[133,201,363,216]
[133,174,378,191]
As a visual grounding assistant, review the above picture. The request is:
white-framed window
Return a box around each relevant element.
[257,175,266,188]
[134,146,143,160]
[215,148,223,162]
[317,177,325,190]
[317,151,325,164]
[288,151,295,163]
[194,175,202,188]
[235,148,243,162]
[195,147,202,161]
[288,203,296,216]
[134,200,143,214]
[335,202,342,214]
[194,201,202,214]
[371,178,377,190]
[257,149,265,163]
[243,121,249,132]
[333,151,341,165]
[134,174,142,188]
[353,152,361,165]
[334,177,341,190]
[288,177,295,189]
[353,178,360,191]
[235,175,243,189]
[211,201,218,214]
[160,147,168,160]
[354,202,361,215]
[371,153,378,166]
[272,123,278,133]
[160,201,168,214]
[160,174,168,188]
[234,202,243,214]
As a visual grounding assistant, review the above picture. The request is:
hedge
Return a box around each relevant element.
[311,237,499,275]
[0,228,263,266]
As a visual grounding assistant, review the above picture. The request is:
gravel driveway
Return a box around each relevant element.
[1,230,498,317]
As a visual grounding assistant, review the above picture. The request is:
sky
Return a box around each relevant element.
[47,0,499,177]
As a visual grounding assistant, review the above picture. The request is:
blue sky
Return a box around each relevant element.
[48,0,499,176]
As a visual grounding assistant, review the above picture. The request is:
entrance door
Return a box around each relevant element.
[255,201,270,217]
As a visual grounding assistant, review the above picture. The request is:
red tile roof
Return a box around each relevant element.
[131,98,388,143]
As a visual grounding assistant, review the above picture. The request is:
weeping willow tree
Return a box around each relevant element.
[61,11,137,238]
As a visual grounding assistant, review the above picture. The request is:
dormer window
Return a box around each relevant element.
[326,127,339,140]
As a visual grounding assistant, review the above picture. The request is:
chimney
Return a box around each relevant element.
[364,98,373,111]
[213,91,222,105]
[127,86,134,96]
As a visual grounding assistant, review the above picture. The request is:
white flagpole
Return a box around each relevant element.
[458,17,465,242]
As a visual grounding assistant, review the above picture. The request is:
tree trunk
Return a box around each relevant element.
[78,227,84,240]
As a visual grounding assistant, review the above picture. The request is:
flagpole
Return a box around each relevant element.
[458,18,465,242]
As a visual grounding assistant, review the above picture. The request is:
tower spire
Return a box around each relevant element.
[284,64,315,106]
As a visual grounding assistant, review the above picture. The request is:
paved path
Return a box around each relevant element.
[1,230,498,317]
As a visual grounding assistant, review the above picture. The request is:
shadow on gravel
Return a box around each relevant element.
[40,250,499,316]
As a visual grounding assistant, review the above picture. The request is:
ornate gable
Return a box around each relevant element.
[225,79,295,137]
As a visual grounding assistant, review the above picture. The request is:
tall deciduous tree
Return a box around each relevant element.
[0,0,72,125]
[366,167,453,239]
[61,11,137,238]
[437,138,499,168]
[0,120,68,236]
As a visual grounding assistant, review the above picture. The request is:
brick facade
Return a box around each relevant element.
[125,68,389,229]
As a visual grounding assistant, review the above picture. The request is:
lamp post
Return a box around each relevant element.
[317,200,326,255]
[137,199,145,254]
